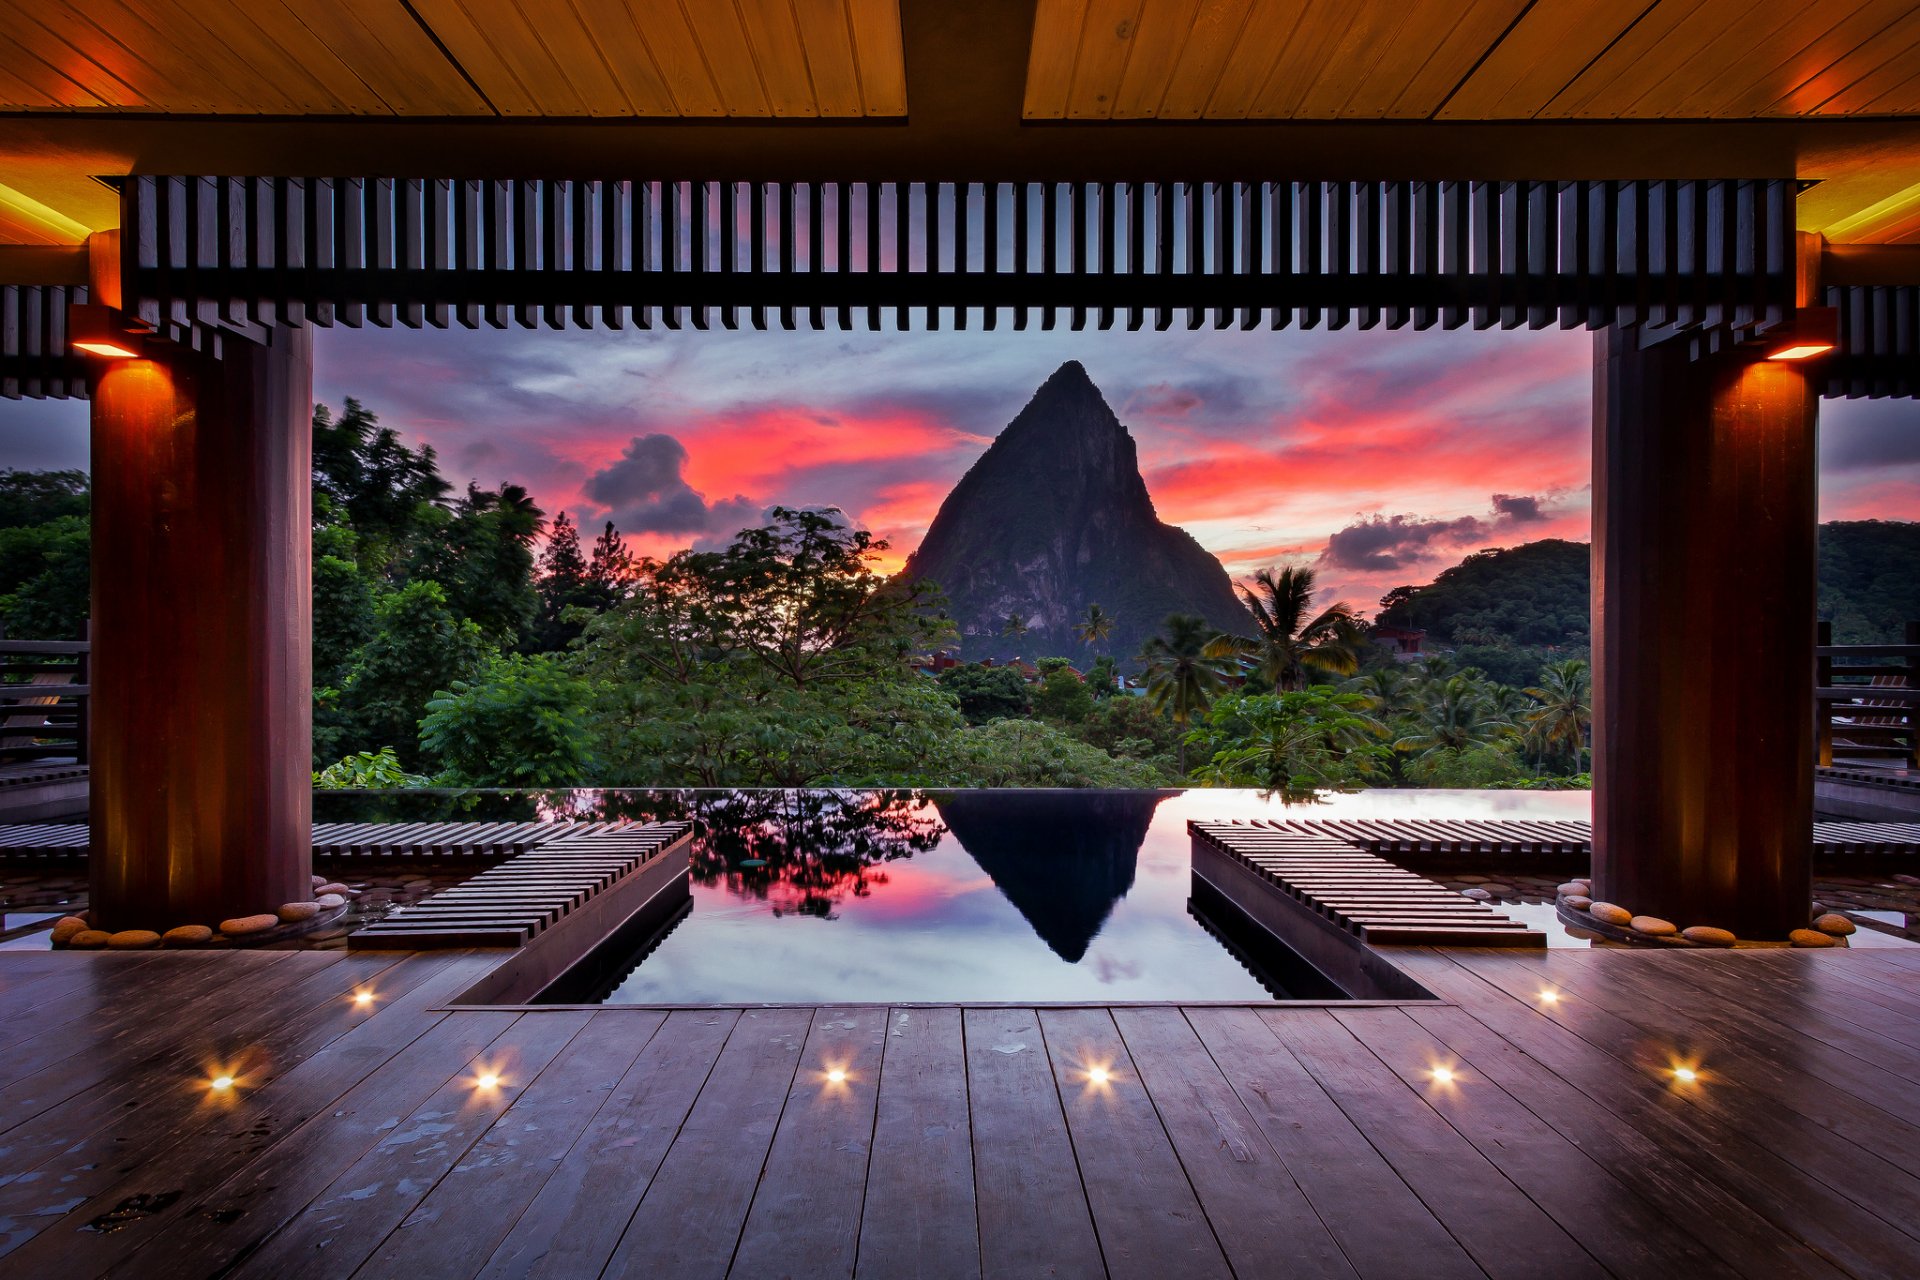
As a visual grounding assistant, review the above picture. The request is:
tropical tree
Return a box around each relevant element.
[1342,665,1416,722]
[1395,673,1516,763]
[1001,612,1030,640]
[1139,613,1236,772]
[1217,565,1364,691]
[1075,603,1114,652]
[1524,658,1592,772]
[1188,689,1391,792]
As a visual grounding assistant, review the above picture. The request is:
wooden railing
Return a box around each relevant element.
[0,634,88,767]
[1818,620,1918,769]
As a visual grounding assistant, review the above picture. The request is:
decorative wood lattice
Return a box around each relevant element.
[1823,284,1919,399]
[117,176,1796,335]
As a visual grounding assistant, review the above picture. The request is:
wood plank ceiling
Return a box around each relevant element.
[0,0,908,117]
[1025,0,1920,121]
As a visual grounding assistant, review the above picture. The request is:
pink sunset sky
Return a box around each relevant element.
[2,325,1914,613]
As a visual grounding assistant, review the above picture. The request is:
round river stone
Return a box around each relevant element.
[1562,894,1592,911]
[1812,912,1856,936]
[50,916,88,944]
[1788,928,1837,948]
[107,929,162,950]
[1629,915,1677,937]
[277,901,321,923]
[220,913,278,936]
[163,924,215,946]
[1680,926,1736,947]
[69,929,111,948]
[1587,902,1632,926]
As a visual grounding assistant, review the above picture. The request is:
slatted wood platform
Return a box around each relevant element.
[1259,817,1920,859]
[7,814,1919,864]
[0,818,638,859]
[3,946,1919,1277]
[1191,821,1545,948]
[348,822,692,949]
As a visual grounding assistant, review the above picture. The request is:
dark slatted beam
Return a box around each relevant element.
[14,177,1894,400]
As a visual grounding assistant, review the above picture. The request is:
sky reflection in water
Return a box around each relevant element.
[585,787,1591,1004]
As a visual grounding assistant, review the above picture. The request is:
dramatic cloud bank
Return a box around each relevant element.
[2,324,1912,613]
[581,433,758,537]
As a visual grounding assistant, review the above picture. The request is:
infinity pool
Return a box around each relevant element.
[496,786,1590,1004]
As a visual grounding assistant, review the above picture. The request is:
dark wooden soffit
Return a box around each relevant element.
[5,0,1920,210]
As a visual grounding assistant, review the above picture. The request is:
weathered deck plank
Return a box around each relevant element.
[730,1007,888,1279]
[598,1007,812,1280]
[354,1010,666,1280]
[854,1007,980,1280]
[963,1006,1106,1279]
[1110,1007,1355,1279]
[473,1008,737,1280]
[0,948,1918,1278]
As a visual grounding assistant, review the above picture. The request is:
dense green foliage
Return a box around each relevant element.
[938,662,1032,724]
[11,403,1911,792]
[0,470,90,639]
[1374,539,1591,686]
[1819,521,1920,643]
[314,747,427,789]
[1369,523,1920,678]
[421,653,599,786]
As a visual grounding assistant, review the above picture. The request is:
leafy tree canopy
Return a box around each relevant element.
[0,469,87,530]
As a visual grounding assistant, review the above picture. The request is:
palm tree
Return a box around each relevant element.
[1394,674,1516,762]
[1524,659,1591,773]
[1219,565,1364,691]
[1000,612,1030,640]
[1139,613,1236,773]
[1075,603,1113,652]
[1342,666,1415,721]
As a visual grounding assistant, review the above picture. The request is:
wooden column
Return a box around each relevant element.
[88,327,313,930]
[1591,327,1818,938]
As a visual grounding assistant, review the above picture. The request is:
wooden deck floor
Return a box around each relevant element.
[2,947,1918,1278]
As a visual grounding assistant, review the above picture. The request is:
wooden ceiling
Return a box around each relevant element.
[1,0,1918,248]
[1025,0,1920,121]
[0,0,907,117]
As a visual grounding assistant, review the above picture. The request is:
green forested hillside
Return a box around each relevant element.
[1373,540,1591,685]
[1372,522,1920,683]
[1819,521,1920,643]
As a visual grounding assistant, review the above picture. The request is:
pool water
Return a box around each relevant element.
[560,786,1592,1004]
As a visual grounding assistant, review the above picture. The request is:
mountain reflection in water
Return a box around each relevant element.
[935,790,1160,961]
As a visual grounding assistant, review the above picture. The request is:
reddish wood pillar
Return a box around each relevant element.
[89,328,313,930]
[1592,327,1818,938]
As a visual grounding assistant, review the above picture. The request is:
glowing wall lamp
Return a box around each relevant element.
[1764,306,1838,361]
[67,303,149,359]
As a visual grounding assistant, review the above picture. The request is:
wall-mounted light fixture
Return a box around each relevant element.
[1764,306,1838,361]
[67,302,149,359]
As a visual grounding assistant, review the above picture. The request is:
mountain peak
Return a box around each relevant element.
[902,365,1250,664]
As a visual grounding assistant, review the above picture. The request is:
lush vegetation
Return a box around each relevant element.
[1374,539,1590,687]
[10,407,1916,793]
[1374,525,1920,681]
[1819,520,1920,644]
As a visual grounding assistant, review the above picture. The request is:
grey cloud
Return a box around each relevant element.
[582,433,755,535]
[1319,513,1488,571]
[1491,493,1548,523]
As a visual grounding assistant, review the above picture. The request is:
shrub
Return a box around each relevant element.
[420,653,598,786]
